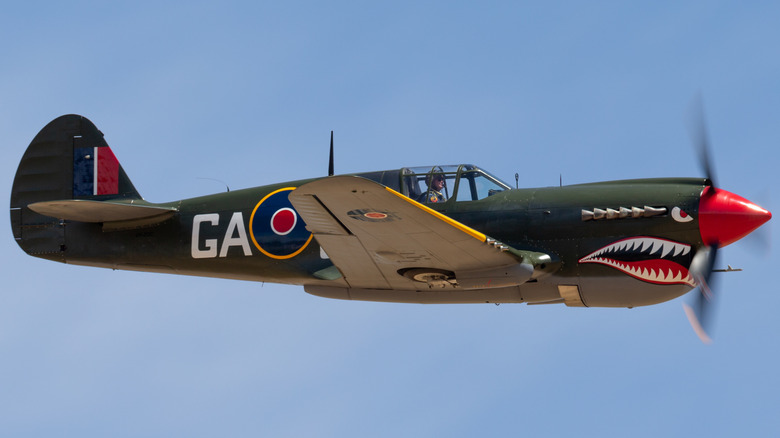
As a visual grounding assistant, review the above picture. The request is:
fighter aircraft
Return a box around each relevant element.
[10,114,771,342]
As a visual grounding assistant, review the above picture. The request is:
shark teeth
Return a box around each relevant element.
[578,237,695,286]
[580,257,695,286]
[579,237,691,261]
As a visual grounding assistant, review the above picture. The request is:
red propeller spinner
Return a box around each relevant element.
[698,186,772,247]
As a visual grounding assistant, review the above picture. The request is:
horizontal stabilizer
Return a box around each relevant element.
[28,199,176,224]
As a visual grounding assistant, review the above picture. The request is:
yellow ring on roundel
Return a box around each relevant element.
[249,187,313,259]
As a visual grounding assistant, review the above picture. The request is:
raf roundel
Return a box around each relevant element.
[249,188,312,259]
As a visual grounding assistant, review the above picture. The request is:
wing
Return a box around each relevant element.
[290,175,542,291]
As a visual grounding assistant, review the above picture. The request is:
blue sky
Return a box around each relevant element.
[2,1,779,436]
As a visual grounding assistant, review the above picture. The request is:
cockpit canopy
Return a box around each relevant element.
[355,164,511,204]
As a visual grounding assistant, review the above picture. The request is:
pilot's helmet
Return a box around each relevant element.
[427,167,446,187]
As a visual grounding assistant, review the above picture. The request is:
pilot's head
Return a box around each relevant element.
[430,174,445,191]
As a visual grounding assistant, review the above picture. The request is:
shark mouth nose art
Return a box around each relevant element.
[578,237,695,286]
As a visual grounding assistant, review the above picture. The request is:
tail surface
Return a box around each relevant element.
[10,115,143,259]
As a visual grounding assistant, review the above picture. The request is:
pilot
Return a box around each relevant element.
[417,173,447,203]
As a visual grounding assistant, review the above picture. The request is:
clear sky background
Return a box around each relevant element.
[2,1,778,437]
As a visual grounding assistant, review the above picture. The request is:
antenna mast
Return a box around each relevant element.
[328,131,334,176]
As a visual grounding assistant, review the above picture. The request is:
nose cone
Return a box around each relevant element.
[699,186,772,247]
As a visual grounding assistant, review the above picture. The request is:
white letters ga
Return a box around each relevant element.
[191,212,252,259]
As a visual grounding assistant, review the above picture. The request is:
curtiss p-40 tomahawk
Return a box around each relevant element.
[11,115,771,342]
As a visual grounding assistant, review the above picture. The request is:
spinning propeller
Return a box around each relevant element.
[683,99,772,343]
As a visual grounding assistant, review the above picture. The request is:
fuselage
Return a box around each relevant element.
[51,173,711,308]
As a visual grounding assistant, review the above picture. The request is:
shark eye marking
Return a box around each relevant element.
[578,236,695,286]
[671,206,694,223]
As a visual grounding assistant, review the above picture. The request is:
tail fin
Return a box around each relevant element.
[10,115,142,258]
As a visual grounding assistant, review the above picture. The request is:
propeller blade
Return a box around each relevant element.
[689,95,717,187]
[685,96,719,344]
[683,303,712,344]
[682,96,772,343]
[684,245,719,344]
